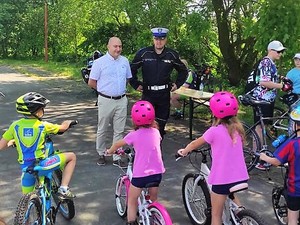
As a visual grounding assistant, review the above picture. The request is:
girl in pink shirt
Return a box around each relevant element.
[177,91,249,225]
[106,101,165,225]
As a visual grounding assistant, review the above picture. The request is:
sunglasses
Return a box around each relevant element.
[272,49,284,54]
[154,37,166,40]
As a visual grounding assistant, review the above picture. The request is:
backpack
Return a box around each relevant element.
[245,59,261,94]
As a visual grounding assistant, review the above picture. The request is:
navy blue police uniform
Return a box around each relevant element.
[130,28,187,138]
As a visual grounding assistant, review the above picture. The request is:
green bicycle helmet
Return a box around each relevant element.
[16,92,50,115]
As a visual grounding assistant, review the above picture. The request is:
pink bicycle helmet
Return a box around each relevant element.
[209,91,239,118]
[131,100,155,126]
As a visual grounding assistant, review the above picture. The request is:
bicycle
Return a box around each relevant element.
[175,146,267,225]
[238,94,294,172]
[271,161,300,225]
[114,148,173,225]
[13,120,78,225]
[266,92,300,140]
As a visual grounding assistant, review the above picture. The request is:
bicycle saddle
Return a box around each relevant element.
[229,182,248,193]
[238,94,270,106]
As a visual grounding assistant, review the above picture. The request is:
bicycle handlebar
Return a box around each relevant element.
[57,120,78,135]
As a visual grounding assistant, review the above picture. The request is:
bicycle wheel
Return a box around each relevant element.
[182,173,211,225]
[52,169,75,220]
[242,121,261,172]
[148,205,173,225]
[266,106,288,141]
[272,186,288,225]
[236,209,267,225]
[115,175,128,218]
[14,192,42,225]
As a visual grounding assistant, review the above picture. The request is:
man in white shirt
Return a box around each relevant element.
[88,37,132,167]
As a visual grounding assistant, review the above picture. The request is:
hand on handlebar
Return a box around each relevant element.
[105,148,124,156]
[177,149,188,157]
[104,149,113,156]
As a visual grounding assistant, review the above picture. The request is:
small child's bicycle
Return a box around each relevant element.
[271,163,300,225]
[13,120,78,225]
[176,146,268,225]
[114,148,173,225]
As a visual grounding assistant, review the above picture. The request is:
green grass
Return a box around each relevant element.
[0,59,82,81]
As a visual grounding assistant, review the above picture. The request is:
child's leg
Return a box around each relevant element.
[60,152,76,187]
[21,172,36,194]
[210,191,227,225]
[149,186,159,202]
[127,184,142,222]
[288,209,299,225]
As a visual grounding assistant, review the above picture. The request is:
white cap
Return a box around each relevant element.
[151,27,169,37]
[267,40,286,51]
[294,53,300,59]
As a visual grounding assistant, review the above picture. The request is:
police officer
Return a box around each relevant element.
[130,27,188,138]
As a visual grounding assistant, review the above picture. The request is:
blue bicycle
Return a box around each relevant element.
[13,120,78,225]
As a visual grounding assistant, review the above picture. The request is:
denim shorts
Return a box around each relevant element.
[131,174,162,188]
[212,180,248,195]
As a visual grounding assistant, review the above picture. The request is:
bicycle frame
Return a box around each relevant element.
[247,105,289,149]
[30,166,57,225]
[116,149,172,225]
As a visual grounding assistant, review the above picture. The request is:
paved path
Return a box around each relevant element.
[0,65,280,224]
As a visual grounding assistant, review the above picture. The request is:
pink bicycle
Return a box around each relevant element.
[115,148,173,225]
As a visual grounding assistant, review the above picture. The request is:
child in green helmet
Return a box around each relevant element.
[0,92,76,199]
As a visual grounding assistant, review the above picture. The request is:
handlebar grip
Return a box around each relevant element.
[70,120,78,127]
[175,153,184,161]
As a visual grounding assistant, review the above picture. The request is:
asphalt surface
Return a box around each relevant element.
[0,65,282,225]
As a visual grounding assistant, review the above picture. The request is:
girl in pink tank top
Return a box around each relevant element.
[177,91,249,225]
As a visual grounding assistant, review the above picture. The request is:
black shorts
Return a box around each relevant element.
[131,174,162,188]
[287,194,300,211]
[211,180,248,195]
[253,101,275,124]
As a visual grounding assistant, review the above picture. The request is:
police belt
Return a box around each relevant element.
[146,84,169,91]
[98,92,126,100]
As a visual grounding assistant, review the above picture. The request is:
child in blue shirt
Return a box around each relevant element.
[260,105,300,225]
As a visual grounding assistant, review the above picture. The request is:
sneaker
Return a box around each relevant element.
[57,188,76,200]
[171,111,183,119]
[255,163,266,171]
[113,159,127,168]
[174,111,183,120]
[97,155,106,166]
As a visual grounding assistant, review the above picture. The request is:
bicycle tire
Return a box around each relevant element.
[182,173,211,225]
[236,208,268,225]
[14,192,42,225]
[52,169,75,220]
[115,175,128,218]
[148,204,173,225]
[266,106,288,141]
[272,186,288,225]
[242,121,261,172]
